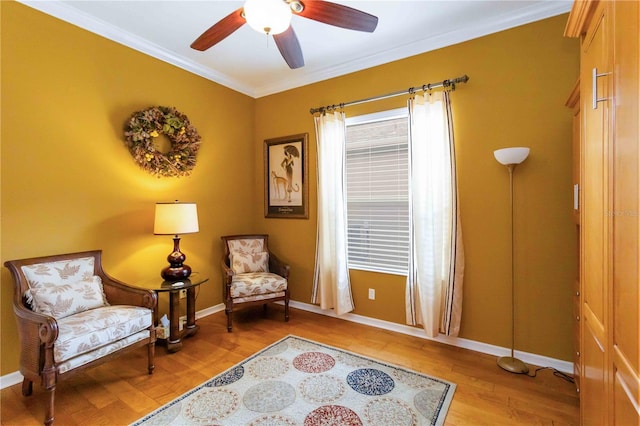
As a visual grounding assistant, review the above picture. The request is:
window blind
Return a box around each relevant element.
[345,110,409,275]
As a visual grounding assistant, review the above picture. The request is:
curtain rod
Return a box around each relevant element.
[309,74,469,115]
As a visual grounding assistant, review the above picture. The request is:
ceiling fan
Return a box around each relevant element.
[190,0,378,69]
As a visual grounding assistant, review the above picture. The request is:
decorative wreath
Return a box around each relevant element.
[124,106,201,177]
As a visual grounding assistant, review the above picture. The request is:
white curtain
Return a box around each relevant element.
[406,90,464,337]
[312,111,354,315]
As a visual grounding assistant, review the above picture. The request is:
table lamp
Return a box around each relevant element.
[154,201,199,280]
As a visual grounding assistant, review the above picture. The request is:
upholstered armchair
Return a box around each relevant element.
[221,234,290,332]
[4,250,157,426]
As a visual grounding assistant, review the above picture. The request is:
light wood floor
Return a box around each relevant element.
[1,306,579,425]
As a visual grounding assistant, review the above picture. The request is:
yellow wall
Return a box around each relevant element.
[254,14,579,361]
[0,2,255,374]
[1,1,578,376]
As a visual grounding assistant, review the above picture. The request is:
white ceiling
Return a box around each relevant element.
[21,0,571,98]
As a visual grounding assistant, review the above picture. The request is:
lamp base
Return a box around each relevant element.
[161,235,192,281]
[161,264,192,281]
[497,356,529,374]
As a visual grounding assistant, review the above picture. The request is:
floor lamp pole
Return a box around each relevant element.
[497,162,529,374]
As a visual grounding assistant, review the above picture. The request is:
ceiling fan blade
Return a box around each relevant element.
[296,1,378,33]
[274,26,305,69]
[191,8,245,51]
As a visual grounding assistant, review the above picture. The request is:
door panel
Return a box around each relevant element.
[580,3,610,423]
[612,1,640,422]
[583,318,607,426]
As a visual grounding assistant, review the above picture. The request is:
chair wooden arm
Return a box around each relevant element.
[100,273,157,309]
[12,302,59,344]
[268,251,290,279]
[11,299,58,380]
[220,257,234,284]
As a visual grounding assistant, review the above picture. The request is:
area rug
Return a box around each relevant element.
[132,335,456,425]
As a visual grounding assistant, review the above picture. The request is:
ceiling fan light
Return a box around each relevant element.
[244,0,292,35]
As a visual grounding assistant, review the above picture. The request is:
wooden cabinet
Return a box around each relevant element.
[565,1,639,424]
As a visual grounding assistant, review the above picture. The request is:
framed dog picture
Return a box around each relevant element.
[264,133,309,219]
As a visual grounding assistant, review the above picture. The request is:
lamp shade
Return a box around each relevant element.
[243,0,292,35]
[493,147,530,165]
[154,202,199,235]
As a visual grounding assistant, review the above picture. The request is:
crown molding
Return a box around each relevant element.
[18,0,259,97]
[18,0,571,99]
[253,1,572,97]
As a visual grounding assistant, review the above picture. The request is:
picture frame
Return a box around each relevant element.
[264,133,309,219]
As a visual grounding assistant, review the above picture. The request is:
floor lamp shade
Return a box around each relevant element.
[494,147,530,374]
[154,201,199,280]
[494,147,530,166]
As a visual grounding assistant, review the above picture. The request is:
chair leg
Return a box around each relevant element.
[147,342,155,375]
[226,306,233,332]
[44,386,55,426]
[285,292,290,322]
[21,378,32,396]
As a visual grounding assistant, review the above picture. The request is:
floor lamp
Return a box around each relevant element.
[494,147,530,374]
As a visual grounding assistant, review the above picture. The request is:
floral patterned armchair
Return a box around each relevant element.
[221,234,290,332]
[3,250,157,426]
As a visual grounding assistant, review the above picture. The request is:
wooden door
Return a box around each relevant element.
[580,2,610,424]
[610,1,639,424]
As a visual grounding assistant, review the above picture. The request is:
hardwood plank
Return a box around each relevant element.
[0,307,579,425]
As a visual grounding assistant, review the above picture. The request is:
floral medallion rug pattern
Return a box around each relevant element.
[132,335,456,426]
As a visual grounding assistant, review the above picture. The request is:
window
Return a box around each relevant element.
[345,108,409,275]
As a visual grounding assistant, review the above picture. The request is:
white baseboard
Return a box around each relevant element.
[0,301,572,390]
[285,300,574,374]
[193,303,226,320]
[0,371,24,389]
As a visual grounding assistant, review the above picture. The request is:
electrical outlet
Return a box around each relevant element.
[179,289,187,299]
[368,288,375,300]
